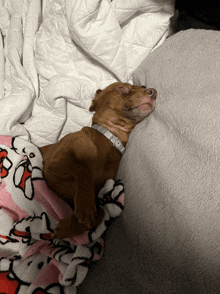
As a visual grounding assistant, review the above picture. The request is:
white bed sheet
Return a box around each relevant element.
[0,0,174,147]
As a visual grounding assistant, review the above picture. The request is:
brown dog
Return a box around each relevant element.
[39,82,157,239]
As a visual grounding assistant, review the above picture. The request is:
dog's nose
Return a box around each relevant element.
[145,88,157,99]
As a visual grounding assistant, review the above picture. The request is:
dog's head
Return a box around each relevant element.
[89,82,157,126]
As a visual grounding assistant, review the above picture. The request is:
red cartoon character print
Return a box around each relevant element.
[13,151,40,200]
[0,148,12,183]
[0,256,64,294]
[14,155,33,199]
[11,212,54,246]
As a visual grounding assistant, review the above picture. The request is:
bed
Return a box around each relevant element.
[2,0,220,293]
[0,0,174,293]
[79,29,220,293]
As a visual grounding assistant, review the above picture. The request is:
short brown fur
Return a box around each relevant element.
[40,82,157,239]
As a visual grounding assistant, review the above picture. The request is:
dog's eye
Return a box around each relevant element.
[116,86,130,96]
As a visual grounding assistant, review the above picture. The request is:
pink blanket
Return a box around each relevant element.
[0,135,124,293]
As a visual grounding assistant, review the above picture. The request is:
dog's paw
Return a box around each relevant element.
[53,214,88,239]
[74,200,97,229]
[53,208,105,239]
[74,209,96,229]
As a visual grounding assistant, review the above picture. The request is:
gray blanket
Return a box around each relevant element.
[79,29,220,293]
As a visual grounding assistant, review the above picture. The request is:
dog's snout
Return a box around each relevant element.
[145,88,157,99]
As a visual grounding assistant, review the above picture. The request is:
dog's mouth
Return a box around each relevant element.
[123,99,155,112]
[135,102,154,110]
[132,97,156,112]
[123,100,155,120]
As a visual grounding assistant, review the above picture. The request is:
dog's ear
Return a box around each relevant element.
[89,89,102,112]
[116,86,130,95]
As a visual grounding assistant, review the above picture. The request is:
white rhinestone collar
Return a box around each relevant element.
[91,124,125,155]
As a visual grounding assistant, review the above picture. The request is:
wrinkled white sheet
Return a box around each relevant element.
[0,0,174,147]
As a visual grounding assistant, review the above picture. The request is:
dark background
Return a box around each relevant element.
[175,0,220,30]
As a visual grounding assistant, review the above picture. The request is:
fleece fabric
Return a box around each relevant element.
[0,135,124,293]
[78,29,220,294]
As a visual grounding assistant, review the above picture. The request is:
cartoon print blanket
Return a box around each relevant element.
[0,135,124,293]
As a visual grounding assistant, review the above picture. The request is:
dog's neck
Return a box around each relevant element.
[91,111,135,147]
[91,124,125,155]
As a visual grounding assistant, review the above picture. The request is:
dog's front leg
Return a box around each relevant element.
[54,167,102,239]
[73,169,97,227]
[54,207,104,239]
